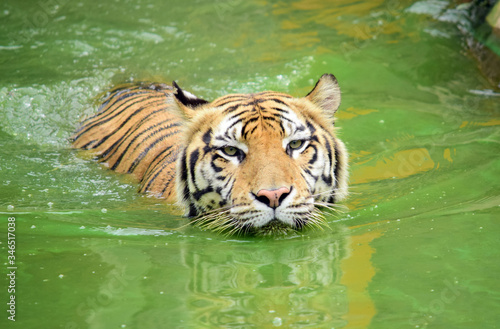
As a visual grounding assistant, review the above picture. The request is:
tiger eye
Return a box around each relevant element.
[223,146,238,156]
[288,140,303,149]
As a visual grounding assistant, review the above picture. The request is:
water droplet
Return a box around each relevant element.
[272,317,282,326]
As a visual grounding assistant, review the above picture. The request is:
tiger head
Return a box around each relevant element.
[174,74,348,235]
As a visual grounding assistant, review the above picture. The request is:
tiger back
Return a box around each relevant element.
[72,74,349,235]
[72,82,190,201]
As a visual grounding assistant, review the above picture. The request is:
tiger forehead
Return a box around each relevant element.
[211,91,293,108]
[210,92,306,141]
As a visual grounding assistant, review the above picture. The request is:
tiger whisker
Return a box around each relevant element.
[310,189,337,197]
[313,201,348,212]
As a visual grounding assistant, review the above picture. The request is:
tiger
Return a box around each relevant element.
[72,74,349,235]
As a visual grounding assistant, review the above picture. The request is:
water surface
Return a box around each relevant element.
[1,0,499,328]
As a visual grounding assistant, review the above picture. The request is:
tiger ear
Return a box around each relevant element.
[305,74,341,115]
[171,81,209,120]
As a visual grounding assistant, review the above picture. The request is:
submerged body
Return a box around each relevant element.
[72,74,349,235]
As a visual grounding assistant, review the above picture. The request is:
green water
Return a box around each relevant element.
[1,0,499,328]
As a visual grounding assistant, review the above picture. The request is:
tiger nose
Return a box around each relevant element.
[255,187,291,208]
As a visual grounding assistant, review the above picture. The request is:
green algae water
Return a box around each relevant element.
[1,0,499,328]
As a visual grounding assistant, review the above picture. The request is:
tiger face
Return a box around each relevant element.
[175,74,348,235]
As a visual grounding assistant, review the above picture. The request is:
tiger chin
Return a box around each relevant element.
[72,74,349,236]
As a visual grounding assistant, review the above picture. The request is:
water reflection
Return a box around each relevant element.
[340,230,380,328]
[74,228,362,329]
[184,234,348,328]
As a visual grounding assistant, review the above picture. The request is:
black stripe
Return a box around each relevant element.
[333,139,341,187]
[278,114,299,126]
[188,149,200,190]
[221,98,277,115]
[179,150,190,201]
[141,147,178,193]
[221,103,242,114]
[79,139,98,149]
[215,135,229,142]
[110,125,180,171]
[225,113,252,134]
[307,144,318,165]
[261,115,279,122]
[303,168,318,180]
[126,130,180,173]
[267,98,291,106]
[159,152,182,196]
[97,89,149,115]
[214,95,247,107]
[77,91,156,134]
[74,97,161,145]
[306,120,317,134]
[243,125,258,139]
[270,107,288,114]
[328,195,336,204]
[226,108,251,123]
[241,116,259,128]
[108,121,180,167]
[321,137,333,186]
[77,89,146,127]
[210,154,225,173]
[101,109,174,159]
[202,128,212,145]
[187,205,198,217]
[322,173,333,186]
[193,186,214,201]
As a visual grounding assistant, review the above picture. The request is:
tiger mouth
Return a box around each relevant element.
[252,219,298,236]
[191,213,307,236]
[191,200,327,236]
